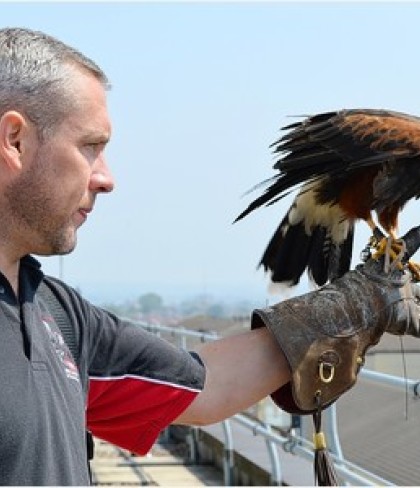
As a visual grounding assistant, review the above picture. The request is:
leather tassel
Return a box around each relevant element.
[313,392,339,486]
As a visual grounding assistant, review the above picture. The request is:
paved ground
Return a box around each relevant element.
[91,438,224,486]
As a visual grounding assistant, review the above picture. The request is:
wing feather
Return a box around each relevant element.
[236,108,420,222]
[236,107,420,287]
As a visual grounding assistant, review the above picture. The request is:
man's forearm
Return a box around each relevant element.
[174,327,290,426]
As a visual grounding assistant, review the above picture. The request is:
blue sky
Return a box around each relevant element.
[2,1,420,304]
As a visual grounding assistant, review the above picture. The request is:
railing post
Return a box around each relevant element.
[177,327,188,350]
[324,404,352,486]
[221,420,234,485]
[186,426,199,464]
[263,423,282,485]
[324,404,344,460]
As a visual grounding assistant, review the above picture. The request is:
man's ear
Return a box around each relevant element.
[0,111,27,171]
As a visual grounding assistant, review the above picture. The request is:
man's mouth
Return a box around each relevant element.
[75,207,92,226]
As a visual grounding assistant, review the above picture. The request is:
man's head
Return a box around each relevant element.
[0,27,109,140]
[0,28,114,259]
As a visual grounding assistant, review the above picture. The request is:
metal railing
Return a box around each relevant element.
[136,320,419,486]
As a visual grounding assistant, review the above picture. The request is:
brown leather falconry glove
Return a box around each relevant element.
[252,226,420,415]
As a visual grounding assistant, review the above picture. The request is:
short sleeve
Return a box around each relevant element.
[85,308,206,454]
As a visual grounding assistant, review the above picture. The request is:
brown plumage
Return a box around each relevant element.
[235,108,420,287]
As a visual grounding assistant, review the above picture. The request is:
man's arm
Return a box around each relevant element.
[176,228,420,426]
[174,327,291,425]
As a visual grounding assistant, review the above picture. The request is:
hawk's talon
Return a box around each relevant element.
[369,235,420,278]
[371,236,406,272]
[372,247,404,267]
[371,237,404,258]
[408,261,420,282]
[368,235,380,249]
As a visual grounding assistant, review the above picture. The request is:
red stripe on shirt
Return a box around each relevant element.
[87,376,199,454]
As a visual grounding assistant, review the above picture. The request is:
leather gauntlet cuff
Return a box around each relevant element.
[252,299,376,414]
[252,263,420,414]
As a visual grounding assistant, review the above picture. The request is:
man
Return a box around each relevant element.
[0,27,418,485]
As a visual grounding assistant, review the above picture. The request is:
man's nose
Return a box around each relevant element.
[89,158,115,193]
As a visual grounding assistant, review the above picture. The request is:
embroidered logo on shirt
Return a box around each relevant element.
[41,317,80,383]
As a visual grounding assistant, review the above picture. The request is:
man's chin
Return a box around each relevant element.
[55,240,77,256]
[34,234,77,257]
[34,247,75,258]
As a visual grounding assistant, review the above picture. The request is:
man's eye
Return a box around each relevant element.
[85,143,104,154]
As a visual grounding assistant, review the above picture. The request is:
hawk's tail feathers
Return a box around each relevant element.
[260,215,312,286]
[260,217,354,288]
[307,225,354,286]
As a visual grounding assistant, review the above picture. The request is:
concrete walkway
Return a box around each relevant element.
[91,439,224,486]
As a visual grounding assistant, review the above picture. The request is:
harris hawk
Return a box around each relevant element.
[235,108,420,287]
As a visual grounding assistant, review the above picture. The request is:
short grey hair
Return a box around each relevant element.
[0,27,109,139]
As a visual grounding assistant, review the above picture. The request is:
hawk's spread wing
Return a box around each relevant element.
[236,108,420,287]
